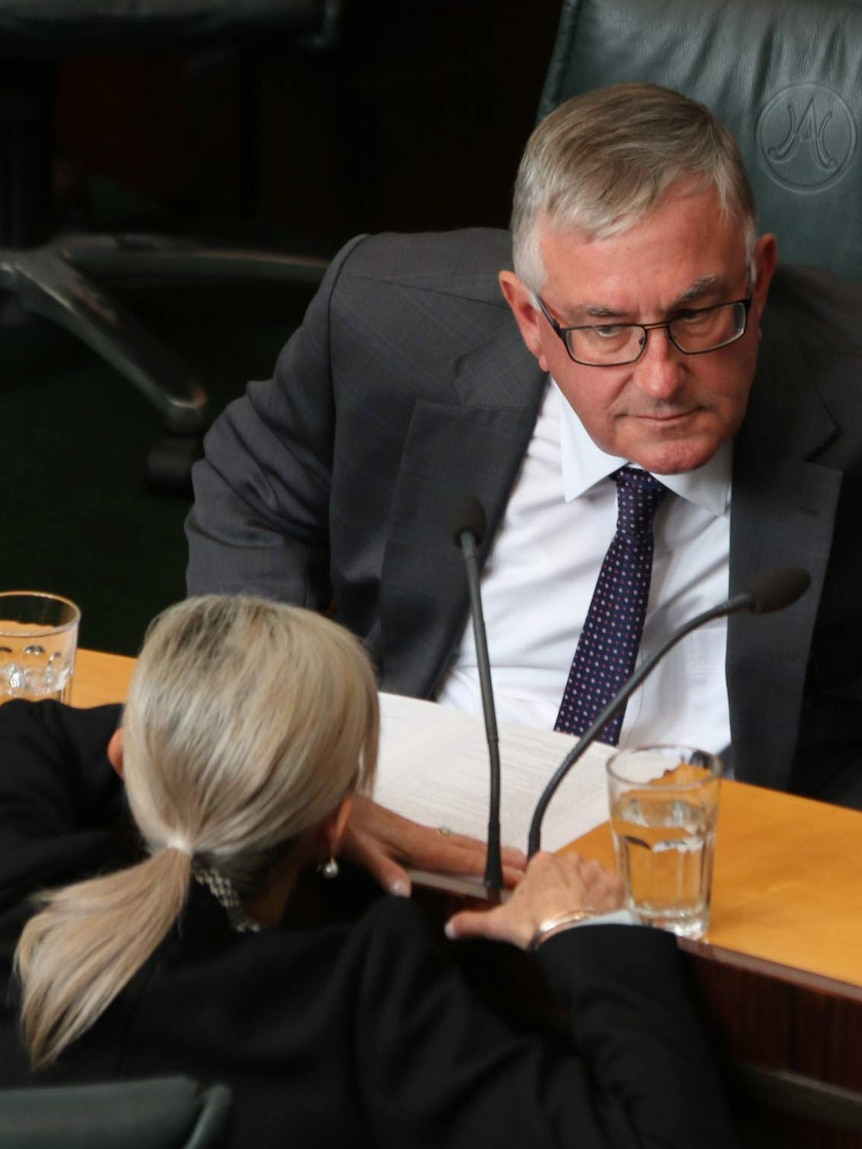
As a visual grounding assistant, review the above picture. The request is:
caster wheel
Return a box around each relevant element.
[146,433,204,495]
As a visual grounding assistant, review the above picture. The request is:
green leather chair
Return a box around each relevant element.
[0,1077,232,1149]
[0,2,338,488]
[539,0,862,283]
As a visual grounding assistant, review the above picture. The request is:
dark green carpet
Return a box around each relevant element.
[0,276,316,656]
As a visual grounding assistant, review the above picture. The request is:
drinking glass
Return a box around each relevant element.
[607,744,722,939]
[0,592,81,704]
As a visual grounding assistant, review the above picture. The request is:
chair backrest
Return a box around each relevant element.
[0,1077,233,1149]
[539,0,862,282]
[0,0,339,54]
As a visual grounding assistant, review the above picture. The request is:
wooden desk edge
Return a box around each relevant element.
[680,937,862,1003]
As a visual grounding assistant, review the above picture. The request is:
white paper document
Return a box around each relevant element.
[373,693,614,857]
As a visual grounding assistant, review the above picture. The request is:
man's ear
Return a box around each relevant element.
[751,233,778,324]
[499,271,551,370]
[107,728,124,778]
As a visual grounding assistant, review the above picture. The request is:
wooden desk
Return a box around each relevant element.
[569,784,862,991]
[71,648,135,708]
[68,648,862,1144]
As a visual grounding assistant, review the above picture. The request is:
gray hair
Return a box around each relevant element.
[512,83,758,293]
[16,596,379,1068]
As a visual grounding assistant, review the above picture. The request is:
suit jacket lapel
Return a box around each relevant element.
[728,306,842,790]
[378,324,546,697]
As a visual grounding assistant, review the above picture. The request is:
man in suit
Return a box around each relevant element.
[187,83,862,891]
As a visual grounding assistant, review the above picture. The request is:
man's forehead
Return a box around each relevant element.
[536,200,747,316]
[548,273,737,323]
[537,174,722,244]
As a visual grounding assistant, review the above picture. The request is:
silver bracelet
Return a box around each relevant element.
[528,909,597,952]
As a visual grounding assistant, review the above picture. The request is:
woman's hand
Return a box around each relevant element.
[445,850,623,950]
[341,797,527,896]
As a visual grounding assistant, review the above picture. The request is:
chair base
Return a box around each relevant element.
[0,234,328,433]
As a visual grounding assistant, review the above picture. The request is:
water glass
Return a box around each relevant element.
[607,744,722,940]
[0,592,81,704]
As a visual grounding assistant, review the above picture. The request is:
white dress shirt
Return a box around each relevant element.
[435,379,732,754]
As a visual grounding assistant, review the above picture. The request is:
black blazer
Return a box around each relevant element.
[0,700,740,1149]
[186,229,862,807]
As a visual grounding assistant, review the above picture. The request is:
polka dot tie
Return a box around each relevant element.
[554,467,669,745]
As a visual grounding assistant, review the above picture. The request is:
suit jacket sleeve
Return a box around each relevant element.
[354,898,740,1149]
[185,235,370,608]
[0,701,126,913]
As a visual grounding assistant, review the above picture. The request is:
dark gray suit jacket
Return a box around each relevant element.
[186,229,862,807]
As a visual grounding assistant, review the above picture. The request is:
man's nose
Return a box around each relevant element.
[632,326,685,399]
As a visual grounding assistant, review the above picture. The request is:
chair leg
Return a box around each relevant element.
[0,245,209,434]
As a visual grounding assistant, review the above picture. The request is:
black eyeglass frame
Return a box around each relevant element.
[534,294,753,367]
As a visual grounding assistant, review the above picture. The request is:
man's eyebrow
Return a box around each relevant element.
[556,302,631,323]
[581,304,628,320]
[563,275,726,323]
[673,275,722,307]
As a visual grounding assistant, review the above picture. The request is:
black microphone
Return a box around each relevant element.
[448,494,504,894]
[527,566,812,858]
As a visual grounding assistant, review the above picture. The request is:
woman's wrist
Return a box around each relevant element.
[528,909,598,952]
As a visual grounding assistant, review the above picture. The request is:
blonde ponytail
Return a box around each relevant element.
[16,848,190,1069]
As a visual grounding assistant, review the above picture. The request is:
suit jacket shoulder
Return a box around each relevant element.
[767,264,862,356]
[758,264,862,463]
[729,262,862,800]
[334,227,514,301]
[185,227,543,687]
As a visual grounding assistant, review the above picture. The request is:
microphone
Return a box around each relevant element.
[527,566,812,857]
[448,494,504,894]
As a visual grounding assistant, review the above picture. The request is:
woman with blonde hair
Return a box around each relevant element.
[0,596,740,1148]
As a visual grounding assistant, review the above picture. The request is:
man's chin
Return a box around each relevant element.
[624,433,722,476]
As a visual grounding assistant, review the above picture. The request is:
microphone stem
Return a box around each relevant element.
[526,592,754,858]
[461,533,504,892]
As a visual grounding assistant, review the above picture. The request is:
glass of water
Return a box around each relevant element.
[607,744,722,940]
[0,592,81,704]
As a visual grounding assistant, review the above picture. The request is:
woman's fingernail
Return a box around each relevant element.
[389,878,410,897]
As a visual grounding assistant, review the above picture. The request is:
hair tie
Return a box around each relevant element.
[163,838,194,857]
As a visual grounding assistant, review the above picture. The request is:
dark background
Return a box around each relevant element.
[1,1,562,655]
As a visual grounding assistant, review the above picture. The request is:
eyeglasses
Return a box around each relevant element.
[534,294,752,367]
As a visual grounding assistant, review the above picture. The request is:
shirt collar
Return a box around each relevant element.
[555,380,732,516]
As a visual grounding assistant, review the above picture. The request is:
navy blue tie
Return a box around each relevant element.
[555,467,669,745]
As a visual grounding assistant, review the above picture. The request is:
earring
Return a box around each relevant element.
[320,855,339,880]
